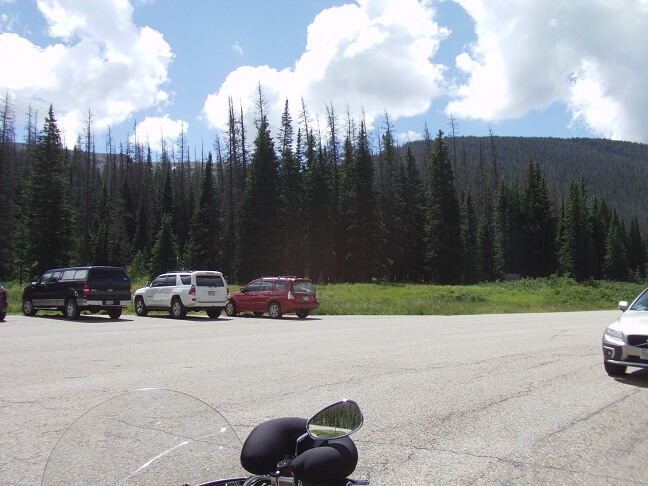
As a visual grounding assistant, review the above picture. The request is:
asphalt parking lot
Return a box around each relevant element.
[2,310,648,485]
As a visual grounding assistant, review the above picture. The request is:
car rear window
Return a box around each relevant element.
[196,275,224,287]
[89,268,129,282]
[293,281,316,293]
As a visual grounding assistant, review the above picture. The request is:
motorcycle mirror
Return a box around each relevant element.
[306,399,363,440]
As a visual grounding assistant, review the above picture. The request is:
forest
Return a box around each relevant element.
[0,90,646,285]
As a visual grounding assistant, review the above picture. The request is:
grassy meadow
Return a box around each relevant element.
[2,276,645,316]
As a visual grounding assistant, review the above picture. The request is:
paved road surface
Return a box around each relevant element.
[2,311,647,485]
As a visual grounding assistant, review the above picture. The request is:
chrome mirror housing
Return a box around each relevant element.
[307,399,363,440]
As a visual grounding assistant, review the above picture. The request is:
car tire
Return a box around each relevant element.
[0,311,5,321]
[135,297,148,317]
[604,360,626,376]
[225,301,237,317]
[268,301,282,319]
[107,308,122,319]
[207,308,221,319]
[65,299,80,320]
[22,298,37,316]
[170,297,186,319]
[296,311,309,319]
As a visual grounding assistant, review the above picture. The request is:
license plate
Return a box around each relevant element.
[303,296,310,301]
[208,291,215,296]
[105,300,116,305]
[641,349,648,360]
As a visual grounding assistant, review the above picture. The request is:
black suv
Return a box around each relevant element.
[22,266,131,320]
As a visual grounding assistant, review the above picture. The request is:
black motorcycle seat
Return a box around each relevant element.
[240,416,358,483]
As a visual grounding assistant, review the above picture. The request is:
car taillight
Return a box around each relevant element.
[288,291,294,300]
[189,285,196,295]
[83,284,91,296]
[0,289,6,296]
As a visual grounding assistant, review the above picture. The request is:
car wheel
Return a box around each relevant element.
[0,311,5,321]
[225,301,237,317]
[22,298,37,316]
[253,311,264,317]
[135,297,148,317]
[65,299,80,320]
[207,308,221,319]
[604,360,626,376]
[268,301,282,319]
[296,311,309,319]
[170,297,186,319]
[108,308,122,319]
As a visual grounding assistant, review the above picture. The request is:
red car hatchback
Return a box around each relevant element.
[226,276,319,319]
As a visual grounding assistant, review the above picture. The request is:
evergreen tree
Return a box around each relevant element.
[378,116,400,279]
[557,178,593,281]
[395,145,425,281]
[476,210,498,281]
[603,212,630,281]
[522,160,556,277]
[184,154,222,270]
[234,115,282,282]
[149,214,179,279]
[18,105,74,277]
[627,215,646,279]
[303,131,334,280]
[460,192,477,283]
[338,120,383,281]
[277,100,304,275]
[424,130,462,284]
[493,180,524,275]
[0,91,17,278]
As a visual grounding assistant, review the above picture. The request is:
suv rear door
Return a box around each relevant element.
[193,273,227,304]
[87,268,131,304]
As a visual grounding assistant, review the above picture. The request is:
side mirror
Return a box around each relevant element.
[146,281,151,287]
[619,300,629,311]
[307,399,363,440]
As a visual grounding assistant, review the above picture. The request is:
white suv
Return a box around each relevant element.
[133,271,228,319]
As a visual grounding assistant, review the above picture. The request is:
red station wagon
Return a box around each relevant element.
[226,276,319,319]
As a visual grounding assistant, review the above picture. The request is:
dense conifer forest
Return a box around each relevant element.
[0,91,646,285]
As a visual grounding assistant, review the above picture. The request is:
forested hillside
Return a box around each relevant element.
[1,92,647,285]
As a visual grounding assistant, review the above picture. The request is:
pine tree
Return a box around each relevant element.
[149,214,179,279]
[234,115,282,282]
[557,178,593,281]
[522,160,556,277]
[493,180,524,275]
[395,145,425,281]
[460,192,477,283]
[303,131,334,281]
[424,130,462,284]
[378,116,400,280]
[476,210,498,281]
[627,215,646,279]
[18,105,75,277]
[338,120,383,281]
[184,154,222,270]
[603,212,630,281]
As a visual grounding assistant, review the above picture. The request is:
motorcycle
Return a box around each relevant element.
[42,388,369,486]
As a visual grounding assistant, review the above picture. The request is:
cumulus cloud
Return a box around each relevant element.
[202,0,448,136]
[0,0,172,144]
[131,115,187,158]
[447,0,648,142]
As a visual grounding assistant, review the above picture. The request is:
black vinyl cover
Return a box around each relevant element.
[240,417,358,483]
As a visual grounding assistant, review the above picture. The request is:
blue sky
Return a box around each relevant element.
[1,0,646,158]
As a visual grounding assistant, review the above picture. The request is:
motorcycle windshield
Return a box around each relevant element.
[42,389,245,486]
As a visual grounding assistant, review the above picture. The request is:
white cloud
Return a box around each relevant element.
[232,42,243,56]
[202,0,448,137]
[0,0,172,145]
[447,0,648,142]
[131,115,188,158]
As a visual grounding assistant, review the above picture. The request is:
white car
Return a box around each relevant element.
[133,271,228,319]
[602,288,648,376]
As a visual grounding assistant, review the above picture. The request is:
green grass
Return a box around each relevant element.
[3,276,644,316]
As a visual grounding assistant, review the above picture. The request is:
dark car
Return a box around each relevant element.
[22,266,131,320]
[0,282,7,321]
[226,276,319,319]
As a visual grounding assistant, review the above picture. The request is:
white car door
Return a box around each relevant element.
[146,275,170,307]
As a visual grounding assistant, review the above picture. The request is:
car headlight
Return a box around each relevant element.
[604,327,625,344]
